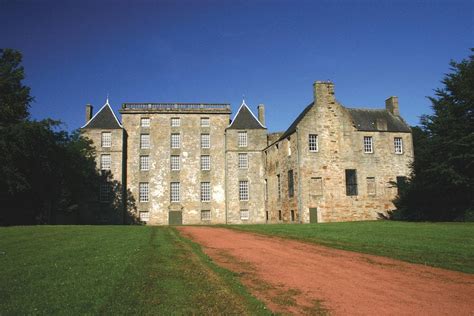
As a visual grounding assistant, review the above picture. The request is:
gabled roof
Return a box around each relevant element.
[227,100,266,129]
[347,108,411,132]
[81,99,122,129]
[278,102,314,141]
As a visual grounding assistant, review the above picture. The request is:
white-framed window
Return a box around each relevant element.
[100,154,111,170]
[363,136,373,153]
[238,131,247,147]
[140,155,150,171]
[139,182,149,202]
[367,177,376,196]
[171,133,181,149]
[239,180,249,201]
[99,183,111,202]
[201,155,210,170]
[201,117,210,127]
[170,155,180,171]
[394,137,403,154]
[238,153,248,169]
[170,182,180,202]
[101,132,111,147]
[141,117,150,127]
[309,134,318,152]
[277,174,281,200]
[171,117,180,127]
[201,133,210,149]
[240,209,249,220]
[201,210,211,221]
[201,182,211,202]
[140,134,150,149]
[139,211,150,222]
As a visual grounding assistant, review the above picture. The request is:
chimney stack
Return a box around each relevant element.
[85,104,93,123]
[257,104,265,126]
[313,81,335,105]
[385,96,399,116]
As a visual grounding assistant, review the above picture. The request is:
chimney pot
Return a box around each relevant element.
[385,96,399,116]
[257,103,265,126]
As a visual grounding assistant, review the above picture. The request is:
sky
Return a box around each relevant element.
[1,0,473,132]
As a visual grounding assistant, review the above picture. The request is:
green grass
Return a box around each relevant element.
[0,226,269,315]
[226,221,474,274]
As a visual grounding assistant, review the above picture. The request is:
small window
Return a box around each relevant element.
[238,153,248,169]
[101,132,111,147]
[278,210,282,221]
[345,169,358,196]
[171,117,180,127]
[239,180,249,201]
[201,117,210,127]
[288,170,294,197]
[311,177,323,196]
[309,134,318,152]
[238,131,248,147]
[170,155,180,171]
[364,136,373,153]
[240,209,249,220]
[201,133,210,149]
[290,210,295,222]
[139,182,149,202]
[394,137,403,154]
[200,182,211,202]
[287,137,292,156]
[264,179,268,201]
[100,154,111,170]
[367,177,376,195]
[266,211,269,221]
[140,134,150,149]
[277,174,281,200]
[141,118,150,127]
[201,155,210,170]
[140,212,150,222]
[171,133,180,149]
[140,155,149,171]
[201,210,211,221]
[170,182,180,202]
[99,183,111,202]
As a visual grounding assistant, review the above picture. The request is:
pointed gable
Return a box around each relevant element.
[228,101,265,129]
[82,100,122,129]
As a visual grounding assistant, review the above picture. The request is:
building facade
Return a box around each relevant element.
[81,81,413,225]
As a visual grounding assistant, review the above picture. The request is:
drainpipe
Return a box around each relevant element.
[296,126,303,224]
[224,130,228,224]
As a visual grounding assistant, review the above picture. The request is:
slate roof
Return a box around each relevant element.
[347,108,411,132]
[227,101,266,129]
[278,102,314,141]
[82,101,122,129]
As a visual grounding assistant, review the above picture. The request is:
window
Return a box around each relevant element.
[396,176,407,195]
[367,177,376,195]
[171,117,180,127]
[266,211,269,221]
[170,155,180,171]
[278,210,282,221]
[239,180,249,201]
[394,137,403,154]
[201,117,210,127]
[288,170,294,197]
[140,212,150,222]
[139,182,149,202]
[290,210,295,222]
[240,209,249,220]
[201,182,211,202]
[364,136,373,153]
[277,174,281,200]
[201,133,210,149]
[101,154,111,170]
[100,183,111,202]
[309,134,318,152]
[311,177,323,196]
[201,210,211,221]
[238,153,248,169]
[140,155,149,171]
[201,155,210,170]
[170,182,180,202]
[141,117,150,127]
[101,132,111,147]
[140,134,150,149]
[238,131,247,147]
[171,133,180,149]
[287,138,292,156]
[345,169,358,196]
[264,179,268,201]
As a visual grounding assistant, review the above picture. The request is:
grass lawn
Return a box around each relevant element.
[0,226,268,315]
[227,221,474,274]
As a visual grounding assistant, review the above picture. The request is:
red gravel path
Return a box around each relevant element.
[178,226,474,315]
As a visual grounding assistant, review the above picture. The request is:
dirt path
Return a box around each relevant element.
[178,227,474,315]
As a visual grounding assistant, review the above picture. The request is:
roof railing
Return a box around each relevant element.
[122,103,231,110]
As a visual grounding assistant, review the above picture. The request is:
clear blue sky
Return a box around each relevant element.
[1,0,473,132]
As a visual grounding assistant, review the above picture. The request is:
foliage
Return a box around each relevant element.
[0,226,269,315]
[227,221,474,274]
[393,49,474,221]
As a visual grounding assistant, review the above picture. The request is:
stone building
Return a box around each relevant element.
[81,81,413,224]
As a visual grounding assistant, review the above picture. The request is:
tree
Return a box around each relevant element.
[394,49,474,221]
